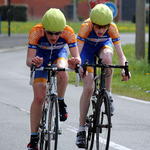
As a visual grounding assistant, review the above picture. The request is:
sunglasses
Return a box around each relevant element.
[45,30,62,35]
[93,23,110,29]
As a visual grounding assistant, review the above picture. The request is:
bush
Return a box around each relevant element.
[0,5,28,22]
[0,5,13,20]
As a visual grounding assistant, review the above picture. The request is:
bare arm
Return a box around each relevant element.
[26,48,36,67]
[77,41,84,54]
[76,41,88,78]
[68,46,81,69]
[114,43,131,80]
[114,43,126,65]
[26,48,43,68]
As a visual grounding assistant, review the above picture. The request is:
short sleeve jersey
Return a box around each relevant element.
[28,23,77,50]
[77,18,120,46]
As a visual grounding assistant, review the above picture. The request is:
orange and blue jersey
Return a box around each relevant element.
[28,23,77,83]
[28,23,77,50]
[77,18,120,46]
[77,18,120,72]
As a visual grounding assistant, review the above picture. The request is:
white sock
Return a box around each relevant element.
[108,90,112,97]
[78,125,86,132]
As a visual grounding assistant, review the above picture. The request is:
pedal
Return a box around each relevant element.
[44,133,48,141]
[49,131,56,140]
[58,129,62,134]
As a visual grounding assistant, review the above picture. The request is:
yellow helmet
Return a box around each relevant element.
[90,4,113,25]
[42,8,66,32]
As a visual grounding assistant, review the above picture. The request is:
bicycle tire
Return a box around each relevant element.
[39,103,47,150]
[86,115,95,150]
[95,91,111,150]
[39,129,46,150]
[46,95,59,150]
[86,94,98,150]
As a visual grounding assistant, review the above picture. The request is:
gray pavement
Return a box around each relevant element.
[0,34,28,49]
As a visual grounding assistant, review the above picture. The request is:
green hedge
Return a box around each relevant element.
[0,5,28,21]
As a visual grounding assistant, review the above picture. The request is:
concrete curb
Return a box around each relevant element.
[0,46,27,53]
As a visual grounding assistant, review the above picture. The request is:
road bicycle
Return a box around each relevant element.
[83,56,129,150]
[30,62,80,150]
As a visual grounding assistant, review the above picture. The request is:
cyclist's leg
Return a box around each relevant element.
[56,58,68,99]
[51,47,68,99]
[52,48,69,121]
[80,73,94,126]
[57,58,69,121]
[79,43,96,126]
[76,44,95,148]
[28,71,47,149]
[99,41,115,115]
[79,43,99,126]
[99,41,113,92]
[76,73,94,148]
[31,82,46,133]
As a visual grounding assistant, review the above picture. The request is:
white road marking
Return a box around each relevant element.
[117,95,150,104]
[0,100,30,114]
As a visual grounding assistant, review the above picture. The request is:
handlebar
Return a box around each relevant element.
[30,63,81,86]
[124,61,129,78]
[83,59,129,78]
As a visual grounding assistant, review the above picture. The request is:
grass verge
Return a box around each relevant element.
[1,21,149,34]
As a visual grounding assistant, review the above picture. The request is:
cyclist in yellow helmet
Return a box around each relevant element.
[76,4,131,148]
[26,8,81,150]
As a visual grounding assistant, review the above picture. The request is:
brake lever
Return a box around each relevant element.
[30,64,36,77]
[30,64,36,85]
[75,64,81,79]
[122,61,130,81]
[83,60,88,77]
[125,61,129,78]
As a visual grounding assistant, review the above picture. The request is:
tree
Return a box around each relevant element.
[135,0,146,59]
[73,0,78,22]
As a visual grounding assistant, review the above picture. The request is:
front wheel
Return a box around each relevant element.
[46,95,59,150]
[95,91,111,150]
[39,103,47,150]
[86,115,95,150]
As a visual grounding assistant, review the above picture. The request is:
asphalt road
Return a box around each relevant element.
[0,48,150,150]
